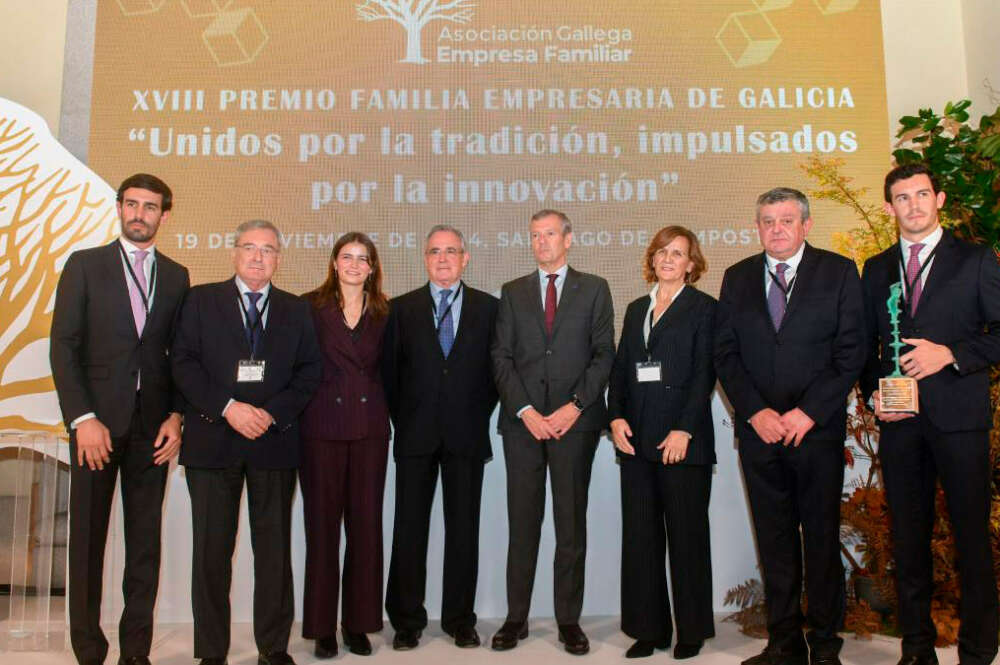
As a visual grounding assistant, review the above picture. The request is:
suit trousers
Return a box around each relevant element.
[386,448,484,633]
[739,436,845,656]
[879,416,998,665]
[502,428,599,625]
[299,436,389,637]
[185,463,296,658]
[68,405,167,664]
[619,457,714,645]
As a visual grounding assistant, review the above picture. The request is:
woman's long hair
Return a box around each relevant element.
[306,231,389,320]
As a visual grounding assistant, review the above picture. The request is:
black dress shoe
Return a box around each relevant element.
[393,629,421,650]
[896,655,938,665]
[557,624,590,656]
[491,621,528,650]
[743,646,808,665]
[626,639,670,658]
[446,625,481,648]
[198,659,228,665]
[342,629,372,656]
[453,625,481,648]
[315,636,338,659]
[674,641,704,659]
[810,655,841,665]
[258,652,295,665]
[119,658,152,665]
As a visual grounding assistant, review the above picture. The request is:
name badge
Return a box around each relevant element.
[237,359,266,383]
[636,361,662,383]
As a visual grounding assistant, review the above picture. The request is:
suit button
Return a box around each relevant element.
[361,396,367,403]
[336,397,342,404]
[443,368,449,375]
[913,327,920,334]
[545,349,552,355]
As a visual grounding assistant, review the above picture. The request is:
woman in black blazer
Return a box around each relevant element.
[300,232,391,658]
[608,226,717,659]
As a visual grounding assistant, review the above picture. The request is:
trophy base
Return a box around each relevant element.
[879,376,918,414]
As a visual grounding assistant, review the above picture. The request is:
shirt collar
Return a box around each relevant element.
[900,225,943,254]
[429,279,461,299]
[235,275,271,299]
[765,242,806,273]
[119,236,156,258]
[648,282,685,303]
[538,263,569,281]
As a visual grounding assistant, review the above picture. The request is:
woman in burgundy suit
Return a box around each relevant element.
[301,232,390,658]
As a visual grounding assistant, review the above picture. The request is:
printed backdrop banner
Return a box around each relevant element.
[88,0,888,304]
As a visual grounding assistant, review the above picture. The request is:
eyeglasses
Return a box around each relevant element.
[237,243,279,257]
[425,247,464,257]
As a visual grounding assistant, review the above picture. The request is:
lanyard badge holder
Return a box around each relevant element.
[237,292,270,383]
[636,308,663,382]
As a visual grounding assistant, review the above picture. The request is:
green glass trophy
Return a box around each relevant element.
[879,282,919,413]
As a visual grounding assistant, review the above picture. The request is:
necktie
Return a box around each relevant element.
[437,288,454,356]
[545,273,558,335]
[128,250,149,335]
[767,262,789,330]
[906,243,925,316]
[245,291,262,353]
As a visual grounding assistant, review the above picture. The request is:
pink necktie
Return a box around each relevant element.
[129,250,149,335]
[905,243,924,316]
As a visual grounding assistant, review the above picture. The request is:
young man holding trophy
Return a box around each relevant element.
[861,163,1000,665]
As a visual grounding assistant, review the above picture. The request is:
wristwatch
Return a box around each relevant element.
[571,394,584,412]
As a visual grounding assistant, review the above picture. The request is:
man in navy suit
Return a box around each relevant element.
[861,163,1000,665]
[51,173,190,665]
[715,188,866,665]
[382,225,498,651]
[172,220,322,665]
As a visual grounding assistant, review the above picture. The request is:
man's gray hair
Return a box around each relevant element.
[530,209,572,235]
[755,188,810,222]
[235,219,281,247]
[425,224,466,251]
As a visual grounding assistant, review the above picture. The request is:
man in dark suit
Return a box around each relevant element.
[490,209,615,655]
[171,220,322,665]
[714,188,866,665]
[861,163,1000,665]
[382,224,499,651]
[51,173,190,665]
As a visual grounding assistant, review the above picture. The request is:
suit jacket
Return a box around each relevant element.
[172,278,322,469]
[860,230,1000,431]
[382,282,499,460]
[714,243,866,442]
[50,240,190,437]
[492,266,615,434]
[300,302,390,442]
[607,287,717,465]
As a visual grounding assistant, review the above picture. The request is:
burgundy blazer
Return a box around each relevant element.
[300,301,390,442]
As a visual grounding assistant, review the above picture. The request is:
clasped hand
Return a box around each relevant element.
[522,403,581,441]
[225,401,274,439]
[749,407,815,446]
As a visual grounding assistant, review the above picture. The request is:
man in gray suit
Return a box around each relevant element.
[490,209,615,655]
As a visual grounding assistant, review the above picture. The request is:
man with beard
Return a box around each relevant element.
[51,173,191,665]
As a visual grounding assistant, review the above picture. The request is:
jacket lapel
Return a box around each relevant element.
[647,287,696,350]
[912,231,957,318]
[751,253,771,326]
[527,272,548,337]
[103,241,140,341]
[222,278,251,353]
[779,243,817,329]
[422,283,448,359]
[551,267,579,338]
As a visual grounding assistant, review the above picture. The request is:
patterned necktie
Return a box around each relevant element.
[545,273,558,335]
[437,288,454,356]
[906,243,925,316]
[767,262,789,330]
[128,250,149,335]
[245,291,262,352]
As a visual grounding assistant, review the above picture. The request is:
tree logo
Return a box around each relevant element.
[356,0,475,64]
